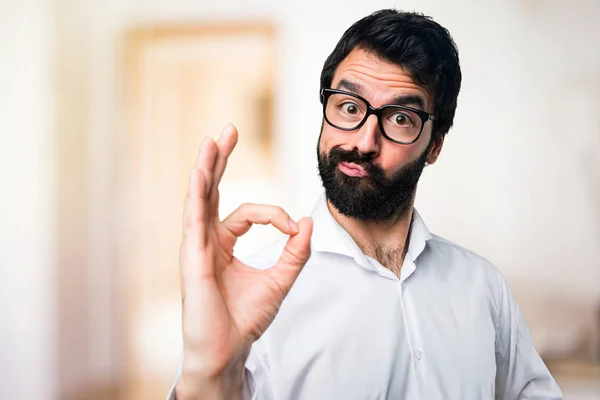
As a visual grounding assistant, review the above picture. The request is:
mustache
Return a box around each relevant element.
[327,147,378,169]
[325,147,388,179]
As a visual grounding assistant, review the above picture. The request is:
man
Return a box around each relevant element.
[170,10,563,400]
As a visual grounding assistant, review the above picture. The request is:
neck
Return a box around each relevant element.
[326,198,414,276]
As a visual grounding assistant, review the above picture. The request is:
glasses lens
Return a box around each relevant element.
[380,106,423,143]
[325,93,367,129]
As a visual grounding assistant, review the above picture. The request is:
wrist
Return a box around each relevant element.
[175,361,245,400]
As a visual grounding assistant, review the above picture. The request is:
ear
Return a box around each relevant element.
[426,134,445,165]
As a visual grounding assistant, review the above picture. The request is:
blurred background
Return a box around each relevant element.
[1,0,599,399]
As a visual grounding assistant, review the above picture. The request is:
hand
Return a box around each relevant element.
[177,124,313,398]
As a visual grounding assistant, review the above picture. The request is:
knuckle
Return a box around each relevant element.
[237,202,257,216]
[274,206,288,218]
[285,246,304,264]
[183,215,201,231]
[284,242,310,265]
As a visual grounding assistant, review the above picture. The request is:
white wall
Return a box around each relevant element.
[0,0,57,399]
[25,0,600,396]
[86,0,600,284]
[416,0,600,295]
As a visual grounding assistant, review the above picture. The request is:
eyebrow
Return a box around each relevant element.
[336,78,427,110]
[337,79,365,95]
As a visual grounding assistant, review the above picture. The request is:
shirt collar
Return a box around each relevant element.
[405,205,432,263]
[310,192,432,266]
[310,193,353,256]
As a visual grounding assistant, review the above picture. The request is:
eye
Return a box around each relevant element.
[340,102,360,115]
[390,112,415,127]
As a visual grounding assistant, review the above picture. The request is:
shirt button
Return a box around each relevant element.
[414,350,423,361]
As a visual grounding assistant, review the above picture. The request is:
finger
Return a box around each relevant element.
[195,137,219,200]
[182,167,208,250]
[209,124,238,216]
[181,168,218,289]
[268,217,313,293]
[222,203,299,238]
[213,124,238,190]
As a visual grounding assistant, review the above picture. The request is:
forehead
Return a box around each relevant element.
[331,48,432,109]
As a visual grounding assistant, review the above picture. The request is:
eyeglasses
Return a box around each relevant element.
[320,88,436,145]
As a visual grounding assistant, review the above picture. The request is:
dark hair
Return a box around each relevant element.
[320,9,461,137]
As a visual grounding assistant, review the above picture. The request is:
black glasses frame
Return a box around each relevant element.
[320,88,437,145]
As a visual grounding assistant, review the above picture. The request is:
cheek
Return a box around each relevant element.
[319,125,347,153]
[379,143,427,174]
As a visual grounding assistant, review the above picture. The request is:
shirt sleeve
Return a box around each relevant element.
[165,345,268,400]
[494,278,564,400]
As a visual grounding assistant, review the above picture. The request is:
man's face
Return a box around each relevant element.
[317,48,443,221]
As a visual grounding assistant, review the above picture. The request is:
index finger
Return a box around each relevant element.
[209,124,238,214]
[222,203,299,238]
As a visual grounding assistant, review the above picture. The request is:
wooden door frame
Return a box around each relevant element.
[116,21,276,399]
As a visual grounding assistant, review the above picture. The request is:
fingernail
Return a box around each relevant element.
[201,137,208,148]
[288,219,299,233]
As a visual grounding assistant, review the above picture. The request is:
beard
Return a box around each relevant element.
[317,140,430,222]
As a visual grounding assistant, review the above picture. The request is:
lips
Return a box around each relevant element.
[338,161,368,177]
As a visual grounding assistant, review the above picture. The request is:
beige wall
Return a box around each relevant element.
[0,0,57,398]
[1,0,599,398]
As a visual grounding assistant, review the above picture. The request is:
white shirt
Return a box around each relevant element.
[169,194,563,399]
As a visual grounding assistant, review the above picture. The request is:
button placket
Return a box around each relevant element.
[400,281,425,368]
[414,349,423,361]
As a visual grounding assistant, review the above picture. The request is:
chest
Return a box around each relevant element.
[263,271,498,399]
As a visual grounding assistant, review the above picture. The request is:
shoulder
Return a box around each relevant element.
[423,233,509,315]
[426,233,505,281]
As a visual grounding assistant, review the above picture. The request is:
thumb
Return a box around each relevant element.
[268,217,313,293]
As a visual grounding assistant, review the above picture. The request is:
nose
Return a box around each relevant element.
[353,114,381,157]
